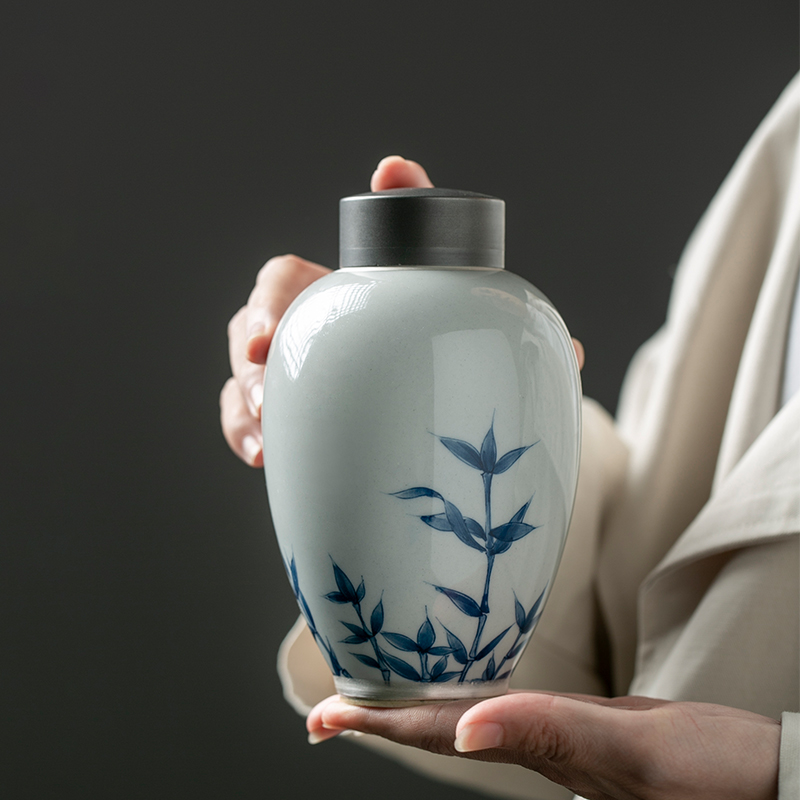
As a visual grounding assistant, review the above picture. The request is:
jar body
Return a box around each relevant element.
[262,266,581,705]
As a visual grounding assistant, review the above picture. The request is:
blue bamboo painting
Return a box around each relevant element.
[283,419,546,684]
[391,419,542,682]
[283,553,351,679]
[324,559,464,683]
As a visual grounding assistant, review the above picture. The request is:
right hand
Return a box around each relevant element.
[220,156,435,466]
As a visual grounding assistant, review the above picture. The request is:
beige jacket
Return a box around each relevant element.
[279,74,800,799]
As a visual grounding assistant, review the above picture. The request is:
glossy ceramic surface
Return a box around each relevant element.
[263,266,581,705]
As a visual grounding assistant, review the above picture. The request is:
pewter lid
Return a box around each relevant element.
[339,188,505,268]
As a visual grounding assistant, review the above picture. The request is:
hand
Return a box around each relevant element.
[307,692,781,800]
[220,156,585,466]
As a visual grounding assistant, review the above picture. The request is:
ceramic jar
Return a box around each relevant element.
[262,189,581,706]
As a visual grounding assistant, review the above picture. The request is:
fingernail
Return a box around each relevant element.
[248,306,280,342]
[242,435,262,465]
[454,723,504,753]
[308,728,344,745]
[250,382,263,413]
[320,701,356,730]
[247,320,267,340]
[376,155,403,170]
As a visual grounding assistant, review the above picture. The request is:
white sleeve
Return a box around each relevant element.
[780,712,800,800]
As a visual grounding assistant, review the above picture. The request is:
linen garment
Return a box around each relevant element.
[278,74,800,799]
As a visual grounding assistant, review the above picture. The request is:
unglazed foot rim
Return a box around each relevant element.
[333,676,510,707]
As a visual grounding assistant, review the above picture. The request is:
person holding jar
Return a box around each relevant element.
[221,74,800,800]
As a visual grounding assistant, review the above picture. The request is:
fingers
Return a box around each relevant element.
[572,338,585,371]
[308,691,647,761]
[306,695,347,744]
[228,306,267,419]
[371,155,434,191]
[244,255,331,365]
[222,254,330,468]
[219,377,263,467]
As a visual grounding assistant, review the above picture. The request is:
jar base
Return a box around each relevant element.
[333,676,510,707]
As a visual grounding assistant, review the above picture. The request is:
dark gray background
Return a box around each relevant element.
[2,2,797,798]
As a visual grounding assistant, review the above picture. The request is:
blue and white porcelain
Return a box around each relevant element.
[262,190,581,706]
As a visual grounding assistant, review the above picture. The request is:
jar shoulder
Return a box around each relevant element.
[280,267,562,329]
[268,267,578,390]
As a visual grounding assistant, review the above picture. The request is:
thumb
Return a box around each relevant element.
[454,692,642,774]
[371,155,434,191]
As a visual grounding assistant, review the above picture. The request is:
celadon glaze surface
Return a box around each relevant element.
[262,266,581,705]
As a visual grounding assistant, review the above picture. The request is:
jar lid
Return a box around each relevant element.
[339,188,505,268]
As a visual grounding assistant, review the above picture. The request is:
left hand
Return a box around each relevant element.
[307,691,781,800]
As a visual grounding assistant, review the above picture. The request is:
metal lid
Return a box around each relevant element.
[339,188,505,268]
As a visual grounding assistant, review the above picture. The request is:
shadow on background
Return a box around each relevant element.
[2,1,797,798]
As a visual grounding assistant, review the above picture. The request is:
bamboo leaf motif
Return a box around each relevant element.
[492,586,549,680]
[510,496,534,524]
[342,632,371,645]
[370,598,384,636]
[417,616,435,652]
[297,592,317,628]
[429,656,448,681]
[382,632,420,652]
[328,641,344,673]
[437,436,483,470]
[432,585,482,617]
[480,422,497,473]
[285,555,318,628]
[441,624,469,664]
[506,641,525,660]
[332,561,359,604]
[433,671,462,682]
[482,655,497,681]
[475,625,512,661]
[390,487,443,500]
[382,652,421,681]
[514,595,526,630]
[288,555,300,595]
[421,512,485,542]
[494,443,537,475]
[444,500,485,552]
[522,588,546,634]
[420,513,451,531]
[490,521,537,543]
[341,621,369,638]
[356,578,366,603]
[352,653,381,669]
[324,591,350,604]
[464,516,486,541]
[487,537,513,556]
[283,552,348,677]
